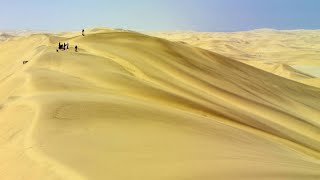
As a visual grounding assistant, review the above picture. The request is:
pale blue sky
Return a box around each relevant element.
[0,0,319,31]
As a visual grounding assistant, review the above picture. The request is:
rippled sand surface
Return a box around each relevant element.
[0,28,319,179]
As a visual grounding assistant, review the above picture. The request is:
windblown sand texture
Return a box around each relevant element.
[150,29,320,88]
[0,28,319,179]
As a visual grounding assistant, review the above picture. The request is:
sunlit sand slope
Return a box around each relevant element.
[0,29,319,180]
[150,29,320,88]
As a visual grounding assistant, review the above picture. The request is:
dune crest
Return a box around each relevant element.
[150,30,320,88]
[0,29,319,179]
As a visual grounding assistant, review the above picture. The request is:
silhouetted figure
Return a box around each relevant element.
[75,45,78,52]
[58,42,63,50]
[82,29,85,36]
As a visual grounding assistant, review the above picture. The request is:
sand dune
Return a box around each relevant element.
[0,28,319,179]
[0,33,14,42]
[0,30,40,42]
[150,29,320,88]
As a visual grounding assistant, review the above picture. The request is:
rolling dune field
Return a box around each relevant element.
[150,29,320,88]
[0,28,319,179]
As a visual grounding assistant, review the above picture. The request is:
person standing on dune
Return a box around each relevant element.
[82,29,85,36]
[75,45,78,52]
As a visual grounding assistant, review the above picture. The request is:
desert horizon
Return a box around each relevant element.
[1,0,320,179]
[0,26,319,180]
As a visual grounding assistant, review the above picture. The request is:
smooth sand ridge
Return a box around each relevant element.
[0,29,319,179]
[149,29,320,88]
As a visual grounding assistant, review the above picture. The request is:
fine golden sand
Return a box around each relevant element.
[0,28,319,179]
[150,29,320,88]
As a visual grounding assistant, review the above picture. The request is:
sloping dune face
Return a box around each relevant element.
[150,30,320,88]
[0,30,319,180]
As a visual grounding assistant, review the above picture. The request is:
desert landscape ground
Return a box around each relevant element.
[0,28,319,179]
[150,29,320,88]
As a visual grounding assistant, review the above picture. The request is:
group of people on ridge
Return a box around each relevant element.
[58,42,69,50]
[56,29,84,52]
[57,42,76,52]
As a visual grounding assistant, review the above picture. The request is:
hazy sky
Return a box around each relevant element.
[0,0,319,31]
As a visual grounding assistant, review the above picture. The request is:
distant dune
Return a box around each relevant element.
[0,33,15,41]
[149,29,320,88]
[0,28,319,180]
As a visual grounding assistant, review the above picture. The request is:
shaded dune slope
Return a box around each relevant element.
[0,30,319,179]
[149,30,320,88]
